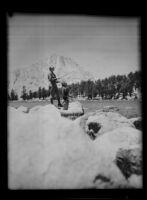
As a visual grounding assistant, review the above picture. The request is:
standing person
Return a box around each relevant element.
[48,66,63,107]
[61,81,70,110]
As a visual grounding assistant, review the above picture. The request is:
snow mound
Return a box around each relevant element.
[115,147,142,179]
[77,111,135,139]
[17,106,28,113]
[92,127,141,160]
[8,106,17,113]
[92,127,142,188]
[128,175,142,188]
[8,105,142,189]
[8,106,27,119]
[29,105,44,113]
[60,101,84,119]
[129,117,142,130]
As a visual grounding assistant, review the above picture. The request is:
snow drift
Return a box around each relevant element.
[16,105,29,113]
[8,104,142,189]
[129,117,142,130]
[77,110,135,139]
[60,101,84,119]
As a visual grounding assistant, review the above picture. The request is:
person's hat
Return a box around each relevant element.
[49,65,54,70]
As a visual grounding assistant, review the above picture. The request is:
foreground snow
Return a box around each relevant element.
[8,104,142,189]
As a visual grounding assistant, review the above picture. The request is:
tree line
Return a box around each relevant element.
[8,86,51,101]
[8,70,141,101]
[68,71,141,99]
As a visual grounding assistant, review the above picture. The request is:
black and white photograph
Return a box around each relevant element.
[7,13,142,189]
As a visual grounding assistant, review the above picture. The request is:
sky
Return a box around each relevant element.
[8,14,140,79]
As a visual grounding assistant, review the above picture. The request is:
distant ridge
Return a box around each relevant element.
[8,54,94,98]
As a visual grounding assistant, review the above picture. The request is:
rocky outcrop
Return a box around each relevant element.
[77,109,135,140]
[115,147,142,179]
[129,117,142,130]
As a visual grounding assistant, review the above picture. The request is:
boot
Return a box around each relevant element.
[58,99,63,107]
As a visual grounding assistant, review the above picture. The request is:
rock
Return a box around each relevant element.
[134,120,142,130]
[115,147,142,179]
[60,101,84,120]
[129,117,142,130]
[86,122,101,140]
[77,110,135,140]
[92,127,142,188]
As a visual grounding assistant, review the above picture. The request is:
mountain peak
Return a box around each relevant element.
[9,54,94,97]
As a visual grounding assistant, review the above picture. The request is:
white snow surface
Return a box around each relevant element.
[84,111,135,136]
[8,104,142,189]
[17,105,28,113]
[128,175,143,188]
[129,117,141,124]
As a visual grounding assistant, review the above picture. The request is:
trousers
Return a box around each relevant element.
[50,83,60,102]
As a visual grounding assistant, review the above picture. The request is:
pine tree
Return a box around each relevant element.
[86,80,94,99]
[21,86,27,100]
[38,87,42,99]
[10,89,18,100]
[80,81,86,96]
[33,91,38,99]
[42,87,46,99]
[8,92,11,101]
[29,90,33,100]
[15,93,18,100]
[10,89,15,100]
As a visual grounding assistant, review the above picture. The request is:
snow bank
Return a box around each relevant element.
[91,127,142,188]
[77,111,135,139]
[93,127,141,152]
[8,104,142,189]
[8,105,93,189]
[129,117,142,130]
[129,117,141,123]
[17,105,28,113]
[29,105,44,113]
[128,175,142,188]
[8,106,17,113]
[60,101,84,119]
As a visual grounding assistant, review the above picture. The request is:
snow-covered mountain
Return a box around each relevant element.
[8,54,94,97]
